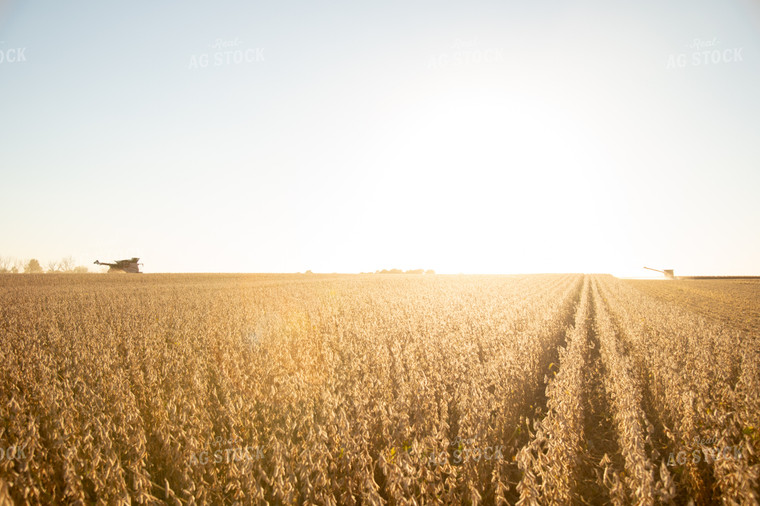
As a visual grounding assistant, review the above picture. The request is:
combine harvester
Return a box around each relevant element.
[94,258,142,273]
[643,266,675,279]
[644,267,759,280]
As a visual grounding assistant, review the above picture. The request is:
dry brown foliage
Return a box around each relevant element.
[0,273,756,504]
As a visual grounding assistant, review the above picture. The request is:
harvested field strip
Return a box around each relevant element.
[597,276,759,505]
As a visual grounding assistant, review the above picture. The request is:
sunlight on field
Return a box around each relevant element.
[0,273,757,503]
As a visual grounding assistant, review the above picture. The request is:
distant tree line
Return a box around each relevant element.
[374,269,435,275]
[0,256,94,274]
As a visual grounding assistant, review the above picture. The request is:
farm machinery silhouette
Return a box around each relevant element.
[94,258,142,273]
[644,267,675,279]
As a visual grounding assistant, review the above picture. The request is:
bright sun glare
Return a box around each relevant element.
[348,81,627,274]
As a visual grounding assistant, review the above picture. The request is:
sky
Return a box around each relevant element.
[1,0,759,276]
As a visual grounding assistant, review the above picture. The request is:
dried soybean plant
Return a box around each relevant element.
[0,273,757,504]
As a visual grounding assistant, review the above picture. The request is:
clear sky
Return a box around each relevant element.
[1,0,759,275]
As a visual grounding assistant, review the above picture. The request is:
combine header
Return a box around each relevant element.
[94,258,142,273]
[643,267,674,279]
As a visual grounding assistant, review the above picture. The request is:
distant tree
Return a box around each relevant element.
[73,266,89,273]
[46,260,60,273]
[59,256,76,273]
[425,269,435,275]
[0,257,24,273]
[25,259,43,273]
[405,269,424,274]
[305,270,313,274]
